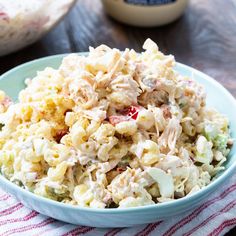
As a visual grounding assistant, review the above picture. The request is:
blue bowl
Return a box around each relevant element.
[0,54,236,227]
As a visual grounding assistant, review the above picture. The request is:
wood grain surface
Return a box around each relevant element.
[1,0,236,96]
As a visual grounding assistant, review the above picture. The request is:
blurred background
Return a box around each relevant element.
[1,0,236,99]
[0,0,236,97]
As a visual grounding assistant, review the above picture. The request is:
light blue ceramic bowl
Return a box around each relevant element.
[0,54,236,228]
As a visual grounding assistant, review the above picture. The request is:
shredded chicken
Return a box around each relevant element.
[0,39,232,208]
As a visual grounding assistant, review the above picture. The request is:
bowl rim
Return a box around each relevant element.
[0,53,236,214]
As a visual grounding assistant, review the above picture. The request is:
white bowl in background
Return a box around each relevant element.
[0,0,76,57]
[102,0,188,27]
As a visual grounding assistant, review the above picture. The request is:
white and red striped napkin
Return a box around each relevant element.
[0,173,236,236]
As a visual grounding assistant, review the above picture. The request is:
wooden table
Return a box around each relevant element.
[0,0,236,234]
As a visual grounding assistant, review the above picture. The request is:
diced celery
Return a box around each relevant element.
[214,134,228,155]
[204,123,217,141]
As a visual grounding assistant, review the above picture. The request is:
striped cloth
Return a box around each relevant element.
[0,173,235,236]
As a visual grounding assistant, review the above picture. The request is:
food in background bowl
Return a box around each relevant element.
[0,39,233,210]
[0,0,76,56]
[102,0,189,27]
